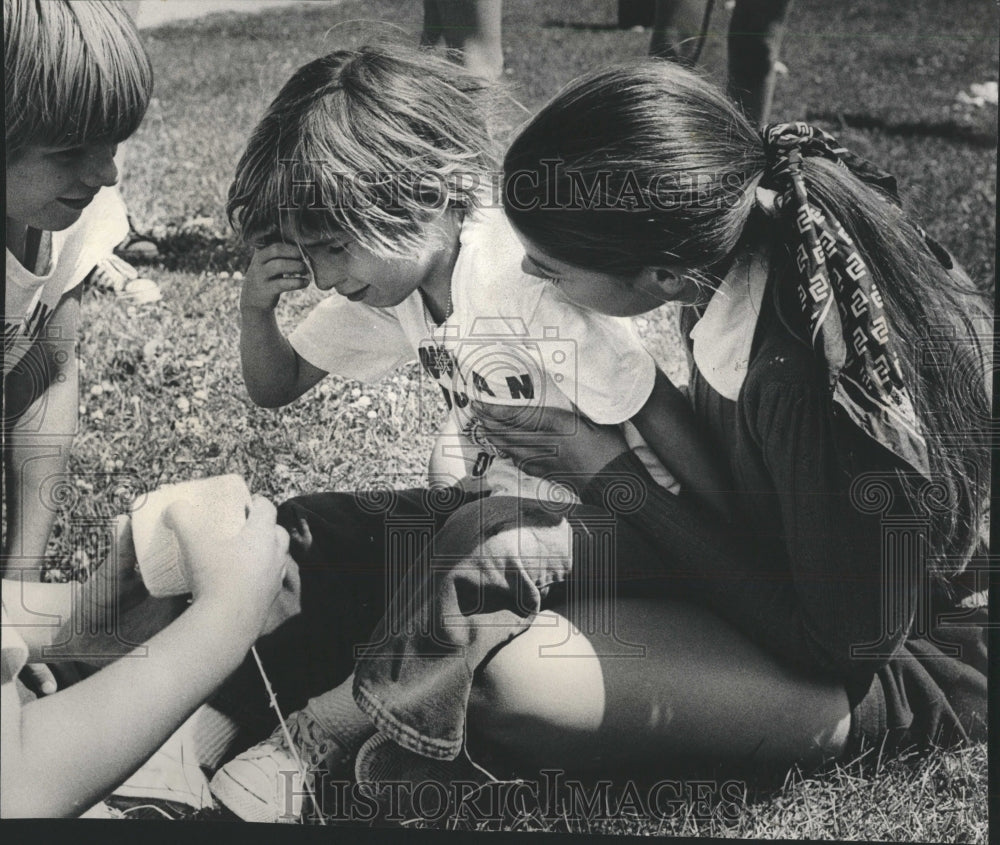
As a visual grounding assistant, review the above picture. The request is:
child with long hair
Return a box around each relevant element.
[229,45,728,512]
[307,61,988,787]
[211,44,734,821]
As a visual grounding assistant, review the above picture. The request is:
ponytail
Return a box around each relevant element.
[503,61,990,572]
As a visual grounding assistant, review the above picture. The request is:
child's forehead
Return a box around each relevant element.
[252,218,344,248]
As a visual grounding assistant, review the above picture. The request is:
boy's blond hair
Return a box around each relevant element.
[4,0,153,161]
[228,44,500,257]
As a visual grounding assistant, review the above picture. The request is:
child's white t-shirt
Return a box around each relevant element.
[3,187,128,377]
[288,208,678,495]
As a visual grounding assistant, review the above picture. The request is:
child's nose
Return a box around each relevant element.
[314,272,340,291]
[80,145,119,188]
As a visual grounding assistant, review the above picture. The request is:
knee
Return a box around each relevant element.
[469,612,605,736]
[471,619,556,725]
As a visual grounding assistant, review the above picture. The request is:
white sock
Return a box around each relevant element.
[189,703,241,770]
[302,675,375,766]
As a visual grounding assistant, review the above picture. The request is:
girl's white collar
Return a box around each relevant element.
[688,250,769,402]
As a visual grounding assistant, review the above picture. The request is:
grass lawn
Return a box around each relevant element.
[40,0,996,839]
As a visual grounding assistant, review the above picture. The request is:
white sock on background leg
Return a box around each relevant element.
[303,675,375,767]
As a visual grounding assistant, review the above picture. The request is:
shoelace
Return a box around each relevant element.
[250,646,326,825]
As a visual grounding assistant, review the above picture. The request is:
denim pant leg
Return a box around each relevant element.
[211,485,478,738]
[351,490,665,760]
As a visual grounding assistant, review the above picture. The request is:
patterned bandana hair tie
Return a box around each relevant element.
[758,122,930,478]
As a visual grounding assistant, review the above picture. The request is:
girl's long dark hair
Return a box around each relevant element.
[504,61,990,572]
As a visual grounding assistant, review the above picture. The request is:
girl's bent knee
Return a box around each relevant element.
[471,612,605,732]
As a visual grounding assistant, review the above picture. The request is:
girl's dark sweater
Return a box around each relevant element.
[582,273,971,696]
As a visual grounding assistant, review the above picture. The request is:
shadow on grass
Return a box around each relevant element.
[542,19,629,31]
[807,111,999,148]
[126,230,250,275]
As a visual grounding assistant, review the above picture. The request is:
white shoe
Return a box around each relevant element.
[87,255,162,304]
[210,708,340,823]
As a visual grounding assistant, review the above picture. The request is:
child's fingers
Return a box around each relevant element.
[281,552,300,592]
[243,496,278,532]
[20,663,59,696]
[162,499,196,533]
[474,400,579,437]
[258,258,309,281]
[470,400,520,428]
[270,274,310,294]
[162,500,209,562]
[254,241,306,262]
[270,522,290,556]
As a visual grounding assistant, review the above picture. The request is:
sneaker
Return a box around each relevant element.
[86,255,162,304]
[210,708,340,824]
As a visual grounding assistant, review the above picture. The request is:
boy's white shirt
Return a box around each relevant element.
[3,187,129,377]
[289,208,680,496]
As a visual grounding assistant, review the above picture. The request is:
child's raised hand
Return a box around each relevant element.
[164,497,291,638]
[240,242,312,312]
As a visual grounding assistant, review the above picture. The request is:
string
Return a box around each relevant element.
[250,645,326,825]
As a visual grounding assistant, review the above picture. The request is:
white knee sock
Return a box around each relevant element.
[190,703,241,769]
[302,674,375,766]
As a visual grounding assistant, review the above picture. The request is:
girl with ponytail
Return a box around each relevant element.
[299,61,988,782]
[503,65,990,573]
[468,60,989,767]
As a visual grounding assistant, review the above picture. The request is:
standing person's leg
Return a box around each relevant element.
[467,598,851,775]
[420,0,443,46]
[421,0,504,81]
[649,0,710,64]
[727,0,794,124]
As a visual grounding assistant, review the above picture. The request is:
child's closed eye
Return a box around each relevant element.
[48,147,85,163]
[46,143,118,164]
[522,254,563,284]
